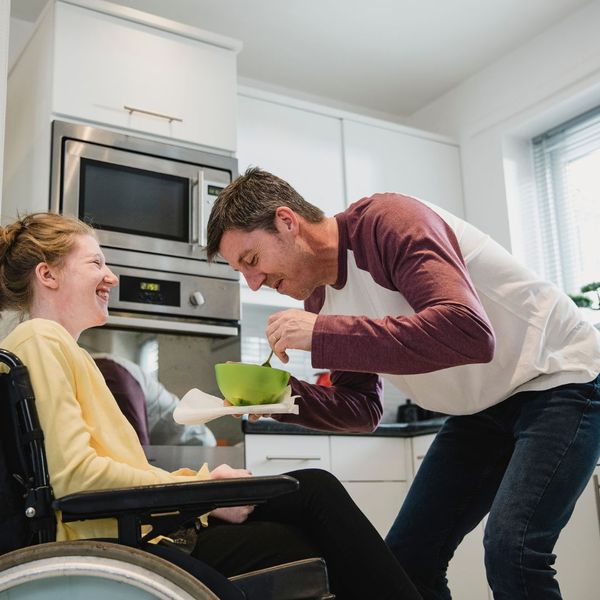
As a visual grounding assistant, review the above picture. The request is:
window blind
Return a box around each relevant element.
[532,105,600,294]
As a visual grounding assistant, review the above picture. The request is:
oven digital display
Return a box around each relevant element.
[120,275,180,307]
[140,282,160,292]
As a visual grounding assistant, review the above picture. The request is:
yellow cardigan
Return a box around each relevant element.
[2,318,210,541]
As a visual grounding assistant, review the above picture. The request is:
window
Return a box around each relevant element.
[532,105,600,294]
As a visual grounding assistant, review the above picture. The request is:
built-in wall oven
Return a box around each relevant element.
[50,120,243,461]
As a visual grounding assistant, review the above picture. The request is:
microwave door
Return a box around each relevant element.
[60,140,204,259]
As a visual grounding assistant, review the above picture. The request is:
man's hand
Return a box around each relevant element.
[266,309,318,363]
[209,464,255,523]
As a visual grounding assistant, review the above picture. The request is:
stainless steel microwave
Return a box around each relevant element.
[50,121,237,261]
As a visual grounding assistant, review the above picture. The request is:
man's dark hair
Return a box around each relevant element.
[206,167,325,261]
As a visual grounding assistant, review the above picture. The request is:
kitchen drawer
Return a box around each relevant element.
[342,481,409,538]
[330,436,409,481]
[244,434,331,476]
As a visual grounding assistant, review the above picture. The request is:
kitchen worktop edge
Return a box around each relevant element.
[242,417,447,437]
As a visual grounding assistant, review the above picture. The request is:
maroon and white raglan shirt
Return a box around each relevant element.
[280,193,600,432]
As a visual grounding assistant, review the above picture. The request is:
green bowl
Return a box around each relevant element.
[215,363,291,406]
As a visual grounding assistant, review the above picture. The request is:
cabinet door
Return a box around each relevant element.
[342,481,409,538]
[244,434,331,476]
[554,466,600,599]
[411,433,436,478]
[410,433,492,600]
[237,95,346,217]
[343,120,464,216]
[52,2,237,151]
[447,523,492,600]
[330,436,409,481]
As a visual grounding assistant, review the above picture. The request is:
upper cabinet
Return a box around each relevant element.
[236,92,346,308]
[237,93,346,217]
[3,0,240,221]
[343,120,464,216]
[51,2,238,151]
[235,90,465,308]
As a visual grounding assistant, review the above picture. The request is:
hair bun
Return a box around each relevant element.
[0,221,25,263]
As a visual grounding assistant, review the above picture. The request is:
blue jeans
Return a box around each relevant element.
[385,376,600,600]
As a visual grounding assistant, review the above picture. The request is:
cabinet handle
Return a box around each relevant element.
[265,456,321,461]
[416,455,425,460]
[124,105,183,123]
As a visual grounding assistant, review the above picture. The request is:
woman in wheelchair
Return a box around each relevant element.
[0,213,421,600]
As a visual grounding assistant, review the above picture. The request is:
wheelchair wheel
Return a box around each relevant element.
[0,540,219,599]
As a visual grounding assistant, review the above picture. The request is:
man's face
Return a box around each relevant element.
[219,224,319,301]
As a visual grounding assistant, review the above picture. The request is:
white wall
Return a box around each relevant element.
[0,0,10,212]
[407,0,600,258]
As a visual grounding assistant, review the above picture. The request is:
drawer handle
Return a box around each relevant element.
[124,105,183,123]
[416,455,425,460]
[265,456,321,461]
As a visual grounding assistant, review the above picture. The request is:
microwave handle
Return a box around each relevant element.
[198,170,207,248]
[191,170,206,247]
[191,171,200,245]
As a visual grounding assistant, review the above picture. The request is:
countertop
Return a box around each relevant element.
[242,417,447,438]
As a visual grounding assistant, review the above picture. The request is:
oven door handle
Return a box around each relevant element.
[106,315,238,337]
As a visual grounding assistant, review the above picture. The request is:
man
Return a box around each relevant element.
[206,167,600,600]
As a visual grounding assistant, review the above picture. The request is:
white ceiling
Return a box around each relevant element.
[10,0,593,118]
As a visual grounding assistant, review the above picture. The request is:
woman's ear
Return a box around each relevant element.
[34,262,59,290]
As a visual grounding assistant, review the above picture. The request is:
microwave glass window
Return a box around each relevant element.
[79,158,189,241]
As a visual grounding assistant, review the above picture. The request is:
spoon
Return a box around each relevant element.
[261,348,274,367]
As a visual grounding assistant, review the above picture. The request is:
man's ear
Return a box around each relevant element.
[34,262,59,290]
[274,206,299,234]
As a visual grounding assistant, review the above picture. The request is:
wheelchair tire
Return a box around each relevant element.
[0,540,219,600]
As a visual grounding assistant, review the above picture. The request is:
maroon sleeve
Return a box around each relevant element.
[275,371,383,433]
[269,285,383,432]
[311,194,495,375]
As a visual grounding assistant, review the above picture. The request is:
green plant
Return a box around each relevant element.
[569,294,593,308]
[569,281,600,309]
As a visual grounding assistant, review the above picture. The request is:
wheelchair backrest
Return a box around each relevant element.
[0,349,56,554]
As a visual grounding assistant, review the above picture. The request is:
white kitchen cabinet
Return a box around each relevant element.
[244,434,331,476]
[410,433,492,600]
[554,464,600,599]
[342,481,409,537]
[52,2,238,151]
[245,432,410,537]
[330,436,410,537]
[245,429,491,598]
[410,432,435,477]
[330,435,409,482]
[343,119,464,216]
[237,93,346,217]
[3,0,240,221]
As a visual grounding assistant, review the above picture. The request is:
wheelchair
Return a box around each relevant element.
[0,349,333,599]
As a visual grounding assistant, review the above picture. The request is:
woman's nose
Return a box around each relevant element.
[104,267,118,287]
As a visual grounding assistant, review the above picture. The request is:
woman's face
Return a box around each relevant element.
[53,234,118,338]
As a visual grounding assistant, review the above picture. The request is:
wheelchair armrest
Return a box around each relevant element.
[54,475,298,522]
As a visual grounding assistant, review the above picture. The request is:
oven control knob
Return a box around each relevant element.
[190,291,206,307]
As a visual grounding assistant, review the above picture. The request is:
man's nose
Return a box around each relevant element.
[244,271,266,291]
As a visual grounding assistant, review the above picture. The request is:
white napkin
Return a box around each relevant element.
[173,385,300,425]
